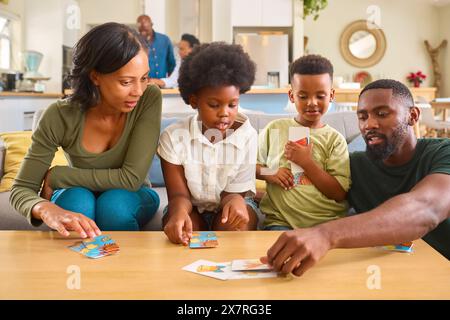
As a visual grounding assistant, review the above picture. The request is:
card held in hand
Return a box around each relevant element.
[288,126,311,186]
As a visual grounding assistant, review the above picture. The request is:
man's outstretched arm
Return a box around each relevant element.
[262,173,450,276]
[325,173,450,248]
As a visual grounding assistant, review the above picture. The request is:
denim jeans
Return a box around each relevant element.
[51,186,160,231]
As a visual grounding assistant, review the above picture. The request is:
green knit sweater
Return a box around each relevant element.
[10,85,162,225]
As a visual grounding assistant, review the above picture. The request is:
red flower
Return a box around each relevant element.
[407,71,427,84]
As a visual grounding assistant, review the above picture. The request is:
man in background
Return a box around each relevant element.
[150,33,200,89]
[137,14,176,80]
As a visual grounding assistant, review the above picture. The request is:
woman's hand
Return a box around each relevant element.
[163,211,193,246]
[40,169,54,201]
[32,202,101,239]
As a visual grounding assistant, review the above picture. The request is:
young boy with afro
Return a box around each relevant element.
[158,42,259,245]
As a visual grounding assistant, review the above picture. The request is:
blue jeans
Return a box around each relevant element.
[51,187,160,231]
[264,225,293,231]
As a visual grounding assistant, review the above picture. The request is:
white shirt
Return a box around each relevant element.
[157,113,257,213]
[160,57,180,88]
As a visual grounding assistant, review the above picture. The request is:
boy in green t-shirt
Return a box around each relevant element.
[256,55,351,230]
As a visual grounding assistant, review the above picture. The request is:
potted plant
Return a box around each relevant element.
[303,0,328,20]
[407,71,427,88]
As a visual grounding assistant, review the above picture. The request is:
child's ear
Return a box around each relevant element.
[288,88,295,103]
[329,88,335,102]
[189,95,198,110]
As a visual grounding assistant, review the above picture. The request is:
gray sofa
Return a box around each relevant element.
[0,110,361,231]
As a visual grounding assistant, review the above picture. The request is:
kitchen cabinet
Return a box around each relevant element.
[231,0,292,27]
[0,93,61,132]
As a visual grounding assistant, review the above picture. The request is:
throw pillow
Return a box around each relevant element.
[0,131,68,192]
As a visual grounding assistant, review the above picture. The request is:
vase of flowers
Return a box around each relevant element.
[407,71,427,88]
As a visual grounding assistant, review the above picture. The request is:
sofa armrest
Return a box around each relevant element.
[0,140,5,179]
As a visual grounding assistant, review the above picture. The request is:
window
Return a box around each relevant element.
[0,15,11,70]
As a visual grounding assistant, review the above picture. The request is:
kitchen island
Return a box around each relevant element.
[0,92,63,132]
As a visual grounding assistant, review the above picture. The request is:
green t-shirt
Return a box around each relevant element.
[349,138,450,212]
[348,138,450,258]
[10,85,162,225]
[258,118,351,228]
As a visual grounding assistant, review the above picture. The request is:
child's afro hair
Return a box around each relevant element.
[178,42,256,104]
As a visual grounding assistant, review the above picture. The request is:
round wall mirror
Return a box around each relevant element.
[340,20,386,68]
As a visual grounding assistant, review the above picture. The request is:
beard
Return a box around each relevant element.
[365,122,409,161]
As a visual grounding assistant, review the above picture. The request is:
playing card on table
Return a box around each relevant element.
[189,231,218,249]
[69,235,120,259]
[183,260,279,281]
[379,242,414,253]
[68,241,86,253]
[231,259,272,271]
[182,260,229,280]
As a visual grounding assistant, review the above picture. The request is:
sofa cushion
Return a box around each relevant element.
[347,134,367,153]
[0,140,5,179]
[0,131,68,192]
[148,118,179,187]
[0,191,51,230]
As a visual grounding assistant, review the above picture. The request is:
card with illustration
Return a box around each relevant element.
[182,259,229,280]
[69,235,120,259]
[288,126,311,186]
[231,259,272,271]
[379,242,414,253]
[183,260,279,281]
[189,231,219,249]
[81,235,120,259]
[68,241,86,253]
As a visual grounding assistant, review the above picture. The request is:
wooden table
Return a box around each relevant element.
[0,231,448,300]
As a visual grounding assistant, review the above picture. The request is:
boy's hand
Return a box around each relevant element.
[284,141,314,168]
[221,195,249,230]
[163,212,193,246]
[265,167,294,190]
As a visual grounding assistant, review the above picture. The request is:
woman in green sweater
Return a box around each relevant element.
[10,22,162,238]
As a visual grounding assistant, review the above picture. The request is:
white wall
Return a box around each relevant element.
[438,4,450,97]
[212,0,232,43]
[79,0,141,35]
[63,0,81,47]
[304,0,441,88]
[23,0,63,92]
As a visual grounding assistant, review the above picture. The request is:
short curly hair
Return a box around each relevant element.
[178,42,256,104]
[360,79,414,108]
[289,54,333,81]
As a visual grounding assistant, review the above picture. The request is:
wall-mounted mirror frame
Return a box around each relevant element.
[339,20,386,68]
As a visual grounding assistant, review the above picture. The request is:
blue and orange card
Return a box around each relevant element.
[189,231,218,249]
[69,235,120,258]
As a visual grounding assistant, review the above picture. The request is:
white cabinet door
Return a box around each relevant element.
[231,0,292,27]
[0,97,58,132]
[261,0,292,26]
[231,0,262,26]
[0,99,23,133]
